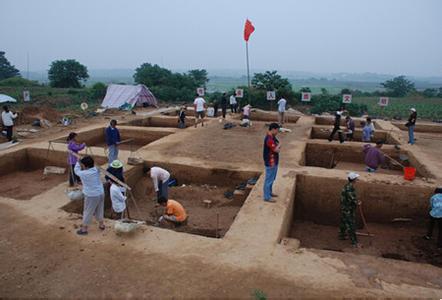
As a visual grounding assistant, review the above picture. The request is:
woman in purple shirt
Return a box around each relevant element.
[67,132,86,186]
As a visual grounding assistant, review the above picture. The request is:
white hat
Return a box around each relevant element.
[348,172,360,181]
[410,108,416,112]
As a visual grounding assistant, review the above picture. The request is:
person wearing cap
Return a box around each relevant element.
[105,159,125,183]
[424,187,442,248]
[339,172,360,247]
[406,108,417,145]
[263,122,281,203]
[363,141,386,172]
[328,106,345,143]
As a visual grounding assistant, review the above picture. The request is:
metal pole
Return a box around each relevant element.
[246,41,251,106]
[26,52,29,80]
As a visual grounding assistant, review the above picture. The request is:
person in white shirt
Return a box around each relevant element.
[2,105,18,141]
[229,94,237,113]
[110,181,127,219]
[74,155,105,235]
[144,166,170,202]
[193,95,206,127]
[277,98,287,125]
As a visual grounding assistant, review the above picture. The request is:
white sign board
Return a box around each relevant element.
[301,92,311,102]
[196,87,205,96]
[267,91,276,101]
[23,90,31,102]
[379,97,389,107]
[235,89,244,98]
[342,94,352,103]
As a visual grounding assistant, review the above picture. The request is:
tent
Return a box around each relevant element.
[0,94,17,103]
[101,84,157,109]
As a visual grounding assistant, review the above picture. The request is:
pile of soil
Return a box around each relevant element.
[1,170,66,200]
[18,106,62,125]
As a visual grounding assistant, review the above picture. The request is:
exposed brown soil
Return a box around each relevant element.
[291,220,442,267]
[333,161,404,176]
[1,170,66,200]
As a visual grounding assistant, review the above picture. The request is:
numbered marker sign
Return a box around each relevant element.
[301,92,311,102]
[267,91,276,101]
[235,89,244,98]
[379,97,389,107]
[23,90,31,102]
[196,87,205,96]
[342,94,352,103]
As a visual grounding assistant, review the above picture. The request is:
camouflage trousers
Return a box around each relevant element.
[339,210,357,245]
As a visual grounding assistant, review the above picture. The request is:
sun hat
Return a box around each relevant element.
[348,172,360,181]
[111,160,123,169]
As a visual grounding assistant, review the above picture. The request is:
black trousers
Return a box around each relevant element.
[328,126,344,143]
[221,106,227,118]
[5,126,13,141]
[427,216,442,247]
[69,164,81,186]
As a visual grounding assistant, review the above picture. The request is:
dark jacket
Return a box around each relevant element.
[105,126,121,146]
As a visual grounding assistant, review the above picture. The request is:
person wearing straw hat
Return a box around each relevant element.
[406,108,417,145]
[105,159,125,183]
[339,172,361,247]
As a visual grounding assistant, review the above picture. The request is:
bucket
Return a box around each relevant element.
[404,167,416,181]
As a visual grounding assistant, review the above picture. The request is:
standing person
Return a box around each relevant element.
[221,92,228,119]
[328,107,345,143]
[424,187,442,248]
[1,105,18,142]
[263,123,281,203]
[363,141,385,172]
[178,106,186,129]
[109,178,127,219]
[406,108,417,145]
[345,116,355,141]
[339,172,361,247]
[157,196,187,226]
[366,117,375,140]
[74,156,105,235]
[241,104,252,127]
[229,93,237,113]
[105,119,121,164]
[67,132,86,186]
[144,166,170,202]
[361,121,374,143]
[277,97,287,125]
[193,94,206,127]
[213,100,219,118]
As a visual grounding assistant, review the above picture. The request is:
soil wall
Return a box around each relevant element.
[310,126,395,143]
[392,122,442,133]
[315,116,380,129]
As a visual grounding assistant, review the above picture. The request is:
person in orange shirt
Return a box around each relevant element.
[158,196,187,225]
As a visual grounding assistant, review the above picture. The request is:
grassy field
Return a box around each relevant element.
[352,96,442,120]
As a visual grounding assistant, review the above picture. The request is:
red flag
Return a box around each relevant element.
[244,19,255,42]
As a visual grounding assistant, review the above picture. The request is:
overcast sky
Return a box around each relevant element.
[1,0,441,76]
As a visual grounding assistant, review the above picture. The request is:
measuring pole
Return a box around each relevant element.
[246,41,251,106]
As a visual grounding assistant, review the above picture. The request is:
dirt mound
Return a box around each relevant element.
[18,106,62,124]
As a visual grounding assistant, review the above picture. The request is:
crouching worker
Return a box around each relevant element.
[363,141,385,172]
[109,177,127,219]
[74,155,105,235]
[339,172,361,248]
[157,196,187,226]
[424,187,442,248]
[143,166,170,202]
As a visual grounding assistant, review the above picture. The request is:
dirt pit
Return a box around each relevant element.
[303,142,423,177]
[285,174,440,266]
[62,164,259,238]
[315,116,381,129]
[51,127,173,151]
[0,148,104,200]
[124,116,195,128]
[310,126,397,144]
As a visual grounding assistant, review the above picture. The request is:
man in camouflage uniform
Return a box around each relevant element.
[339,172,360,247]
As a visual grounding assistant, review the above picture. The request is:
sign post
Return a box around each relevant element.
[23,90,31,102]
[196,87,205,97]
[235,89,244,98]
[378,96,389,117]
[342,94,352,104]
[267,91,276,111]
[301,92,311,103]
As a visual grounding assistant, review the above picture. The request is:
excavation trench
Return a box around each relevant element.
[61,162,260,238]
[310,126,399,144]
[123,116,195,128]
[302,142,430,177]
[285,174,442,266]
[315,116,381,129]
[0,148,106,200]
[392,122,442,134]
[51,127,173,151]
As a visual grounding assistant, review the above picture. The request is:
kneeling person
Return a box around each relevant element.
[158,196,187,225]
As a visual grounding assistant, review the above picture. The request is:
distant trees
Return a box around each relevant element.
[133,63,209,102]
[250,71,295,107]
[0,51,20,80]
[48,59,89,88]
[381,76,415,97]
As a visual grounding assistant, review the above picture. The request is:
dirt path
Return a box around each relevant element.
[0,203,322,299]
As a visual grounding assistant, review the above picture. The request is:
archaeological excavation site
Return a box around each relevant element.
[1,107,442,298]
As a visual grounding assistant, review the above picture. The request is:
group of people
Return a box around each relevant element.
[67,120,187,235]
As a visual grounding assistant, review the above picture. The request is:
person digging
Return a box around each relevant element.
[143,165,170,202]
[363,140,386,173]
[157,196,187,227]
[339,172,361,248]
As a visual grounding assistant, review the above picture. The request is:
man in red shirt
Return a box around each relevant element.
[263,123,281,202]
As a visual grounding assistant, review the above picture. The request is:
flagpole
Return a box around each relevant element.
[246,41,251,105]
